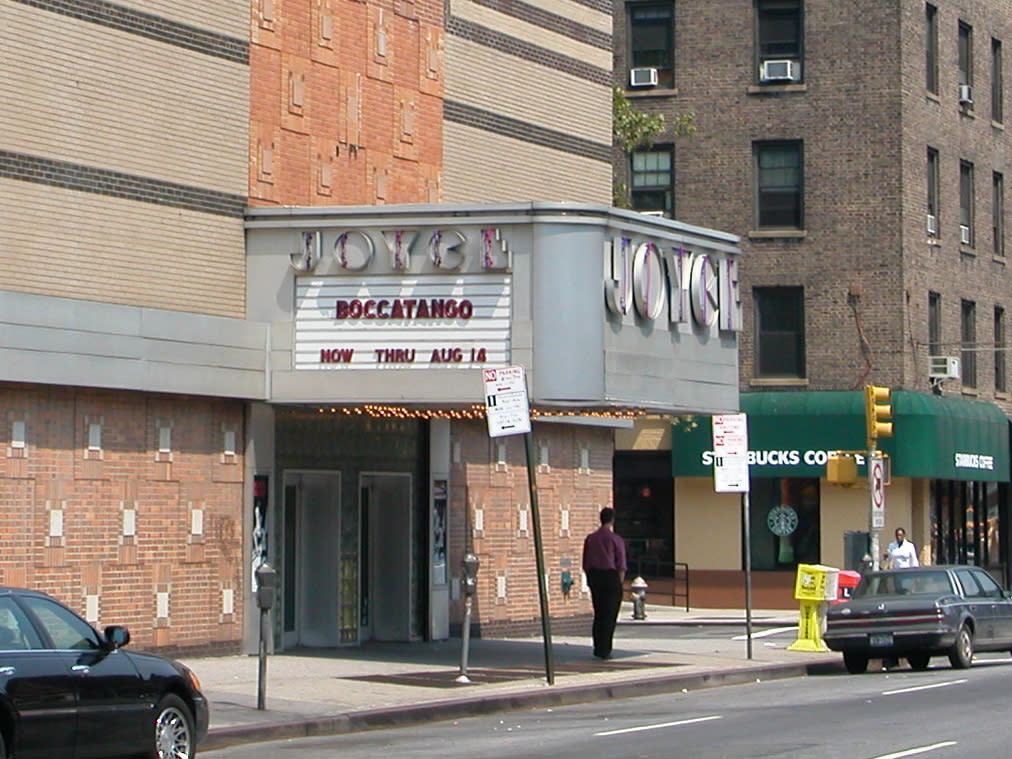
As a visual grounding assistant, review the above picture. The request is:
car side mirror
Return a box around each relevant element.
[103,625,131,649]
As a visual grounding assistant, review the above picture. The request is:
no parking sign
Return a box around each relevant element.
[869,454,886,529]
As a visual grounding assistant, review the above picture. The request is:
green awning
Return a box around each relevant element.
[671,390,1010,482]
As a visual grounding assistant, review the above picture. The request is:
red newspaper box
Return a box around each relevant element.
[834,570,862,604]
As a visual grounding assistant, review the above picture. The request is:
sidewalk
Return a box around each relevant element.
[184,604,842,753]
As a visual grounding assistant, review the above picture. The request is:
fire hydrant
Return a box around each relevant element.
[630,576,648,620]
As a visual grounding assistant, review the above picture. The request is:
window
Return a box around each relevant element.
[755,141,803,228]
[748,478,820,571]
[992,38,1003,122]
[960,160,974,246]
[21,596,99,651]
[995,306,1006,392]
[932,479,1002,568]
[925,4,939,94]
[756,0,803,82]
[958,22,973,91]
[927,147,940,235]
[961,299,976,387]
[629,3,674,88]
[630,147,673,216]
[754,286,805,377]
[994,171,1005,256]
[928,291,941,357]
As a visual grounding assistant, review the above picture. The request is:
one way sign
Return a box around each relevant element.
[483,366,532,438]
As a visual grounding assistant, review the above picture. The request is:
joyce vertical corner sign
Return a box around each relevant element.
[711,413,750,493]
[483,366,532,438]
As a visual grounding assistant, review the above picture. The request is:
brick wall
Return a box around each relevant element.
[614,0,1012,411]
[0,382,245,655]
[449,419,614,637]
[249,0,445,206]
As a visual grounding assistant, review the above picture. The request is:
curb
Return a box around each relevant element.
[201,658,842,752]
[617,618,798,627]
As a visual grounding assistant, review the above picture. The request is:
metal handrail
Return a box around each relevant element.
[625,557,690,612]
[673,561,689,612]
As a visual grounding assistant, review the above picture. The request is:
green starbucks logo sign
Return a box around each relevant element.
[767,505,798,537]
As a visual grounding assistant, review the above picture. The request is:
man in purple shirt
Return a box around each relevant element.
[582,507,627,659]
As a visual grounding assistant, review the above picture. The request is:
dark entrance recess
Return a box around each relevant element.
[613,451,674,577]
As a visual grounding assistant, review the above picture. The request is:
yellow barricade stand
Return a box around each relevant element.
[787,563,839,652]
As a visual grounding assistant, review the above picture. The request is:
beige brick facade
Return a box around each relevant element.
[442,0,613,204]
[0,0,248,317]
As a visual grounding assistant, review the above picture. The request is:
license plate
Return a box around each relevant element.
[869,633,893,647]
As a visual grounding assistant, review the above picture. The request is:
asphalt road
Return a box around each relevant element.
[205,634,1012,759]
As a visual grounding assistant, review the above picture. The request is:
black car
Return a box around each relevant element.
[0,587,207,758]
[824,565,1012,674]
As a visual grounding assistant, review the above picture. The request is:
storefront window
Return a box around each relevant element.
[931,480,1004,570]
[747,478,820,570]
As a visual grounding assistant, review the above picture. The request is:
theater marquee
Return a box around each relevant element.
[295,274,511,369]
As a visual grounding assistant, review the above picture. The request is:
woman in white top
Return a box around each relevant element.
[885,527,919,568]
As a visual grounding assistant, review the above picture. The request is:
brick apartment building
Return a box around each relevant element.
[1,0,741,653]
[612,0,1012,607]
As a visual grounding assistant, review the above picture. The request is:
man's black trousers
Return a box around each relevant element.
[586,568,622,658]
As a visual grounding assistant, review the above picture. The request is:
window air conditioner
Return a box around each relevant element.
[928,355,961,380]
[959,224,972,245]
[760,59,797,82]
[958,84,973,104]
[629,67,659,87]
[926,214,938,236]
[641,210,666,217]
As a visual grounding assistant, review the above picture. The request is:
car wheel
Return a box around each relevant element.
[948,624,974,669]
[152,694,196,759]
[843,651,869,674]
[907,653,931,670]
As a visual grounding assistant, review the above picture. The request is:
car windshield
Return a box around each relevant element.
[853,570,952,597]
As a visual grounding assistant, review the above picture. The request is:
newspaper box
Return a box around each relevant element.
[793,563,840,602]
[833,570,862,604]
[788,564,839,653]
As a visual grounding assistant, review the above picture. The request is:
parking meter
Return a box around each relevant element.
[462,552,479,596]
[254,562,276,710]
[457,552,480,683]
[255,562,277,610]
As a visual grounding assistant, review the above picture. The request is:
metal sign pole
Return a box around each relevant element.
[742,491,753,660]
[524,432,555,685]
[711,413,752,659]
[482,366,552,684]
[869,445,883,571]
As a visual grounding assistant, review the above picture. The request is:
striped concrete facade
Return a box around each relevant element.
[0,0,249,316]
[442,0,613,203]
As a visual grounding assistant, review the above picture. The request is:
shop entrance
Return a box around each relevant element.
[360,473,413,641]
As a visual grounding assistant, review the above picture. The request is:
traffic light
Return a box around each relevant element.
[864,385,893,446]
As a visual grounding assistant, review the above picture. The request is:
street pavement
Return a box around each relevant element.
[185,603,844,753]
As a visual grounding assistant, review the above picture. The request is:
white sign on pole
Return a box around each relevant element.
[870,455,886,529]
[483,366,532,438]
[711,413,750,493]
